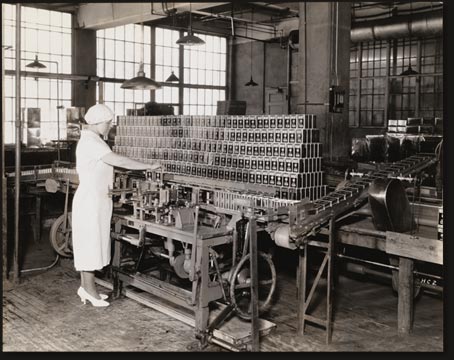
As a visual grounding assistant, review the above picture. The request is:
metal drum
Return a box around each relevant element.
[368,178,415,233]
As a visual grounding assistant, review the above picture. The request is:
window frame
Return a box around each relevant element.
[349,36,443,128]
[3,4,73,145]
[155,27,228,116]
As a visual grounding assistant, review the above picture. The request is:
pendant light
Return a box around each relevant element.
[122,24,161,90]
[400,38,418,76]
[245,10,258,87]
[166,11,180,82]
[26,54,46,69]
[400,3,418,77]
[176,3,205,46]
[166,71,179,82]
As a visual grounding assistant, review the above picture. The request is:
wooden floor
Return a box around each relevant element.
[3,224,444,352]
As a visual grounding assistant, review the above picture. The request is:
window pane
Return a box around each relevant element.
[125,62,134,79]
[115,61,124,79]
[105,40,115,60]
[105,60,115,78]
[125,42,134,61]
[97,59,105,77]
[156,65,164,82]
[105,27,115,39]
[125,24,134,42]
[144,44,151,65]
[155,89,163,103]
[172,87,178,102]
[115,41,124,61]
[198,89,205,104]
[62,33,71,55]
[172,48,179,67]
[190,89,197,104]
[62,56,71,74]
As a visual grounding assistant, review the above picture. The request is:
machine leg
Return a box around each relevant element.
[33,195,41,243]
[112,240,123,299]
[398,257,414,335]
[194,238,210,349]
[195,305,210,349]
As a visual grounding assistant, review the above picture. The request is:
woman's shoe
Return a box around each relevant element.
[77,287,108,300]
[77,287,109,307]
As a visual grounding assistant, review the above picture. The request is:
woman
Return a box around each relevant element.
[72,104,160,307]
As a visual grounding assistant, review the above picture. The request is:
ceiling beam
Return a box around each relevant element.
[76,2,228,30]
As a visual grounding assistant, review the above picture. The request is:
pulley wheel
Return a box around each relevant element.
[49,212,73,257]
[173,253,189,279]
[229,251,277,320]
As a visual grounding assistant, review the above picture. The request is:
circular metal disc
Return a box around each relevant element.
[173,254,189,279]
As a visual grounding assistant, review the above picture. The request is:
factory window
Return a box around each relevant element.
[155,28,227,115]
[96,24,152,118]
[154,27,180,114]
[3,4,72,145]
[349,37,443,127]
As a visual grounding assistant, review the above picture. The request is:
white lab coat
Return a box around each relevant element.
[72,129,113,271]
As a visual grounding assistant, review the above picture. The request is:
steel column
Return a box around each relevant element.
[13,3,21,283]
[249,216,259,351]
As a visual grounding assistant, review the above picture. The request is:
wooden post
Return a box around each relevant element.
[249,216,260,351]
[398,257,414,335]
[326,217,335,344]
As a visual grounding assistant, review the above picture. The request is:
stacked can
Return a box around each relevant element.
[113,114,327,201]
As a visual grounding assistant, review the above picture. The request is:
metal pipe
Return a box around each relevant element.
[338,253,443,280]
[227,36,234,100]
[5,69,100,82]
[249,2,299,16]
[346,261,393,279]
[192,9,275,29]
[344,261,442,294]
[14,3,21,283]
[286,36,291,113]
[351,11,442,43]
[18,254,60,274]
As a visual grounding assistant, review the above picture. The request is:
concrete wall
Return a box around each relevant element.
[231,4,353,160]
[297,2,351,160]
[232,40,287,115]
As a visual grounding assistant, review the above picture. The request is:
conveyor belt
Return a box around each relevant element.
[6,165,79,184]
[289,154,437,245]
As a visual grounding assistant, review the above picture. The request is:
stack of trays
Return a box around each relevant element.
[387,117,441,134]
[114,114,327,201]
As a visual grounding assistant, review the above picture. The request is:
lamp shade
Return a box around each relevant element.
[245,76,258,87]
[166,71,179,82]
[400,65,419,76]
[26,55,46,69]
[176,32,205,46]
[121,63,161,90]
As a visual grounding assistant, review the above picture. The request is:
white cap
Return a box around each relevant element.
[84,104,114,125]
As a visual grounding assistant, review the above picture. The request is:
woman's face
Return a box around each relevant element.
[97,119,112,137]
